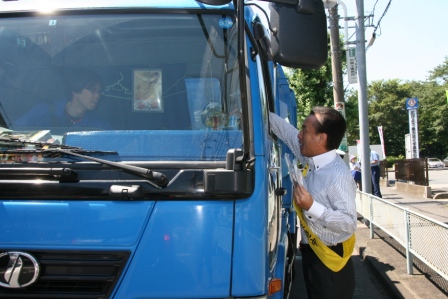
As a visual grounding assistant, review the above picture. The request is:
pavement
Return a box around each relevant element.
[353,172,448,299]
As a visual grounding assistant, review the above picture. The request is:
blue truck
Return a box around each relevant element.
[0,0,327,298]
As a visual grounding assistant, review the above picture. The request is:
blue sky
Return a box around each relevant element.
[342,0,448,83]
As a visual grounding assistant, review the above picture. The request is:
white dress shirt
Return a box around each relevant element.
[269,112,357,245]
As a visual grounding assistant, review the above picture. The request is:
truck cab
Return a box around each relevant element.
[0,1,327,298]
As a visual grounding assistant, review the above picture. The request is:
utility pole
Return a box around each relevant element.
[355,0,372,194]
[329,5,344,105]
[328,4,348,158]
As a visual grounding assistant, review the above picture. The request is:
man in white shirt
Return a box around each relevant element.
[370,150,382,198]
[269,106,357,299]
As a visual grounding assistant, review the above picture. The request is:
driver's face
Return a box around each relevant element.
[77,83,102,111]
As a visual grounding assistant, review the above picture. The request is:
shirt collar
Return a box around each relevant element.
[309,150,337,171]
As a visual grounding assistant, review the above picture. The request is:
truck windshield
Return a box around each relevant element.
[0,12,242,162]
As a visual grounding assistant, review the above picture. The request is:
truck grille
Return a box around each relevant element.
[0,250,130,299]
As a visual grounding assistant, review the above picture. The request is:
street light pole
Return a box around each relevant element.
[355,0,372,193]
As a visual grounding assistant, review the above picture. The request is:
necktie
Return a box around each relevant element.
[302,163,309,178]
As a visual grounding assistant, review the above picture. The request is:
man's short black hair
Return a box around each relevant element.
[310,106,346,151]
[65,69,104,96]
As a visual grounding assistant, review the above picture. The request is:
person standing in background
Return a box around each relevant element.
[349,155,362,191]
[370,149,382,198]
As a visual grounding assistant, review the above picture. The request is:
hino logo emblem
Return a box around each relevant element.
[0,252,40,288]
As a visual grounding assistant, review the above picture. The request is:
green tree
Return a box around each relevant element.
[414,58,448,157]
[285,35,336,124]
[284,34,363,153]
[344,89,360,145]
[356,57,448,158]
[428,56,448,84]
[284,46,448,159]
[286,65,333,124]
[366,80,412,157]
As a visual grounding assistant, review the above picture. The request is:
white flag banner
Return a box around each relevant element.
[356,139,361,160]
[378,126,386,159]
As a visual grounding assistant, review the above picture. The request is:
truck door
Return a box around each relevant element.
[253,23,282,269]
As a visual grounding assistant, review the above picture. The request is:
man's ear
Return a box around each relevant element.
[318,132,328,148]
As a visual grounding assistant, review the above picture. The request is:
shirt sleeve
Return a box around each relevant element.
[304,201,325,221]
[268,112,304,164]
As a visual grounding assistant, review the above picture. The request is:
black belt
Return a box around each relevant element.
[300,242,343,257]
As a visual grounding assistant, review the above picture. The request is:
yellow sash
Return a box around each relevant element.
[294,201,355,272]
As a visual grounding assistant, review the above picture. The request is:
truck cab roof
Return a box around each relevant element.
[0,0,233,13]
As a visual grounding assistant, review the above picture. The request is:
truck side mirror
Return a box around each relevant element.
[269,0,328,69]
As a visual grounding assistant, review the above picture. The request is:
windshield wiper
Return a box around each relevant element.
[0,137,168,188]
[0,136,81,150]
[0,167,78,181]
[44,148,168,188]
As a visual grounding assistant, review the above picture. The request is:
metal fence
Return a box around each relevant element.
[356,191,448,281]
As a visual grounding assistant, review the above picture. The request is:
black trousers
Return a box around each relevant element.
[300,243,355,299]
[371,165,382,198]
